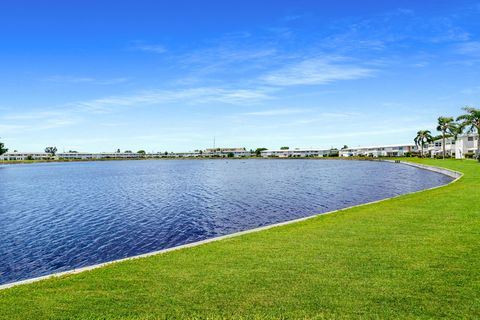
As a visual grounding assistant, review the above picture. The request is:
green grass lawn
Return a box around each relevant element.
[0,158,478,319]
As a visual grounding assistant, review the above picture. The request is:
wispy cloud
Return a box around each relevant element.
[0,124,28,132]
[460,86,480,95]
[318,7,472,56]
[3,110,68,121]
[261,57,375,86]
[291,112,359,124]
[74,87,274,113]
[305,125,432,141]
[130,43,167,54]
[455,41,480,56]
[44,76,129,85]
[0,110,80,133]
[1,85,276,136]
[241,108,309,116]
[177,46,278,79]
[283,15,303,22]
[250,112,359,128]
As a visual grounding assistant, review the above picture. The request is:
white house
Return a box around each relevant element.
[204,148,251,157]
[261,148,331,158]
[340,144,417,157]
[166,151,202,158]
[425,137,456,158]
[56,152,145,160]
[425,133,478,159]
[0,152,51,161]
[454,134,479,159]
[57,152,100,160]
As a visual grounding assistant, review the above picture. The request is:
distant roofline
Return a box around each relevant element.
[262,148,331,152]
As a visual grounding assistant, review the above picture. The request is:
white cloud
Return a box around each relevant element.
[261,58,375,86]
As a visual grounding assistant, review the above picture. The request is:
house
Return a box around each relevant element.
[56,152,144,159]
[339,144,417,157]
[204,148,251,157]
[0,152,51,160]
[425,133,478,159]
[454,134,479,159]
[261,148,331,158]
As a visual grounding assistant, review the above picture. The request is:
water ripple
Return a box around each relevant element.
[0,160,452,284]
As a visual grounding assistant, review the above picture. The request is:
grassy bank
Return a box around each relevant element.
[0,159,478,319]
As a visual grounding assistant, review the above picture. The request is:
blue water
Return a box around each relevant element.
[0,159,451,285]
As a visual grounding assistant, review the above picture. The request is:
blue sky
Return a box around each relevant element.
[0,0,479,152]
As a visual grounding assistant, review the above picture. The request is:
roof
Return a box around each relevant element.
[262,148,330,152]
[341,144,415,151]
[2,152,50,155]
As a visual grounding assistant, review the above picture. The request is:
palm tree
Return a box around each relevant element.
[436,116,458,159]
[0,142,7,156]
[0,138,7,164]
[414,130,433,158]
[457,107,480,159]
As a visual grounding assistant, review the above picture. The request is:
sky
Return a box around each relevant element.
[0,0,479,152]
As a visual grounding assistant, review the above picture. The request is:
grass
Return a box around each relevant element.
[0,158,478,319]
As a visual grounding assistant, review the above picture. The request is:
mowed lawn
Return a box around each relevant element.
[0,159,478,319]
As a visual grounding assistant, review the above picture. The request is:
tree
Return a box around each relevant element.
[227,152,235,158]
[45,147,57,156]
[255,148,267,157]
[137,150,146,155]
[280,146,289,150]
[116,149,121,153]
[436,116,458,159]
[0,139,8,156]
[341,145,349,150]
[414,130,434,158]
[328,148,339,157]
[457,107,480,159]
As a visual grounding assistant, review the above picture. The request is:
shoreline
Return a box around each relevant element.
[0,156,457,165]
[0,160,462,291]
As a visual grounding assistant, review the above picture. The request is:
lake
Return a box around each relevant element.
[0,159,452,285]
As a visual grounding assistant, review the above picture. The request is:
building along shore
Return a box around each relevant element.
[1,134,478,161]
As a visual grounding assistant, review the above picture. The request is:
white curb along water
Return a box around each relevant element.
[0,160,463,291]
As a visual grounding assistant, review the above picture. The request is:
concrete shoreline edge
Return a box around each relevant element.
[0,160,463,291]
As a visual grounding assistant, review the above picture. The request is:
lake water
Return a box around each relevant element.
[0,159,452,285]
